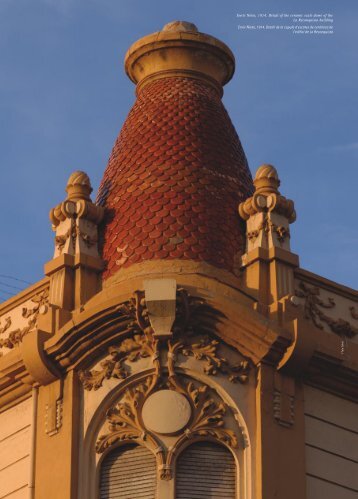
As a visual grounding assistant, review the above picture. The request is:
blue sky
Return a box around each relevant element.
[0,0,357,300]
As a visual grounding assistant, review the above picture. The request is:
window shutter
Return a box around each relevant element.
[99,444,156,499]
[176,442,236,498]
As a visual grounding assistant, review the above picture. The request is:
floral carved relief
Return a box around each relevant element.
[55,222,77,253]
[79,290,250,390]
[169,335,250,384]
[79,334,158,390]
[96,373,239,481]
[296,282,358,338]
[0,289,49,350]
[96,375,160,453]
[83,289,246,481]
[247,216,290,244]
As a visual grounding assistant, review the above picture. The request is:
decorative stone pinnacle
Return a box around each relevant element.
[238,164,296,254]
[49,170,104,259]
[66,171,92,201]
[239,164,296,223]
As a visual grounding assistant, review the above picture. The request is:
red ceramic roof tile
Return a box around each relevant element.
[97,77,253,278]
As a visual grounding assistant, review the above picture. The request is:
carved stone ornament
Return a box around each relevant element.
[247,215,290,243]
[83,289,246,480]
[49,171,104,259]
[79,333,157,390]
[239,164,296,223]
[170,336,250,384]
[96,375,239,481]
[0,289,49,351]
[238,164,296,253]
[296,281,358,338]
[79,289,251,390]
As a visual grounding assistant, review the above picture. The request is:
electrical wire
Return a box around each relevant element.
[0,274,31,285]
[0,281,24,291]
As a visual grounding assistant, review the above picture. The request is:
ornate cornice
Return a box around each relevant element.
[79,288,251,391]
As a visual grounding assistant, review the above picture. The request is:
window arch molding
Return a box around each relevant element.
[79,366,252,499]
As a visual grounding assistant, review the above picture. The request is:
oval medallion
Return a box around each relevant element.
[142,390,191,435]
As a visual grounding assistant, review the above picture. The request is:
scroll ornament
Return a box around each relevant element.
[296,282,358,338]
[96,375,239,480]
[0,289,49,351]
[79,290,251,390]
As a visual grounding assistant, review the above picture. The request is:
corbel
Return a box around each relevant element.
[143,279,177,340]
[20,329,60,386]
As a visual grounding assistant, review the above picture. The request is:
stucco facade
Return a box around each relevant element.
[0,20,357,499]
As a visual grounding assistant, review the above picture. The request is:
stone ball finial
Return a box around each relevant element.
[66,171,92,200]
[254,164,280,194]
[162,20,198,32]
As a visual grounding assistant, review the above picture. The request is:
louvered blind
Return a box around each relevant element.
[176,442,236,499]
[99,444,156,499]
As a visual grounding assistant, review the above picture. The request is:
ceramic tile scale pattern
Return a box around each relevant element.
[97,24,253,278]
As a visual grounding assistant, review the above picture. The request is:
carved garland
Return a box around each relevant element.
[0,289,49,350]
[296,282,358,338]
[247,215,290,243]
[55,222,77,252]
[55,223,98,253]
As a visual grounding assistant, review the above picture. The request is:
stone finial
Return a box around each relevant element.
[49,171,104,257]
[66,171,92,201]
[239,164,296,223]
[238,164,296,252]
[162,20,198,32]
[254,164,280,194]
[125,20,235,93]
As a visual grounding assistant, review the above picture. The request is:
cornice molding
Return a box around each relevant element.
[295,267,357,301]
[0,275,357,410]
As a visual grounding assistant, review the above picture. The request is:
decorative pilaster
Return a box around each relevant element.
[239,164,299,307]
[45,171,104,327]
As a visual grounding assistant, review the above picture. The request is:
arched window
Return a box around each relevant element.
[176,441,236,499]
[99,444,157,499]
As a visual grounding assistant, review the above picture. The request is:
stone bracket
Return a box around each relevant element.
[144,279,177,339]
[20,328,60,386]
